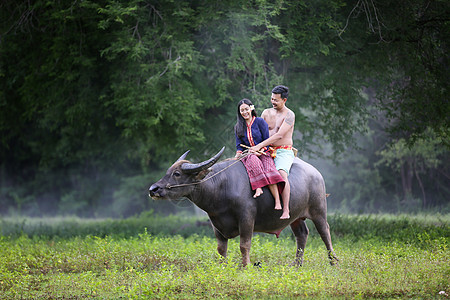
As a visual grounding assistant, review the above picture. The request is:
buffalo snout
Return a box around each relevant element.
[149,184,163,198]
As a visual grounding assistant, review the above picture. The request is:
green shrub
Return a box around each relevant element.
[0,211,214,239]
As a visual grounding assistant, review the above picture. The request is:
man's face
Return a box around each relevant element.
[271,93,285,110]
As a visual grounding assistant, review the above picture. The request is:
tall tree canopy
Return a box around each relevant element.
[0,0,448,216]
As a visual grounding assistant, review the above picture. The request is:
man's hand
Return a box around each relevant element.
[249,145,262,153]
[241,144,266,156]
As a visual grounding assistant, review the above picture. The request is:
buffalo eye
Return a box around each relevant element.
[172,171,181,178]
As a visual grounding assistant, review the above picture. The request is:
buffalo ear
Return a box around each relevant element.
[195,168,211,180]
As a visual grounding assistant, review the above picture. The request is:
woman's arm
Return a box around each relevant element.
[259,118,270,141]
[235,134,245,158]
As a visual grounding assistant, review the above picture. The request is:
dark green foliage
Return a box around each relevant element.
[0,0,448,216]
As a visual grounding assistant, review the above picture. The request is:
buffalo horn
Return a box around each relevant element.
[176,150,190,162]
[181,147,225,174]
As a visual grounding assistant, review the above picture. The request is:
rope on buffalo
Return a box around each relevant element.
[165,150,253,189]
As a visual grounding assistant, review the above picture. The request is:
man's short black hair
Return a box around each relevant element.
[271,85,289,99]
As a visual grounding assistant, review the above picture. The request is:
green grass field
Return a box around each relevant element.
[0,213,448,299]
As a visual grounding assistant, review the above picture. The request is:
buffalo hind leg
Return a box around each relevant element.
[290,218,309,266]
[312,216,339,265]
[213,226,228,263]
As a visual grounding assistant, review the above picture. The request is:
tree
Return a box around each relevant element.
[336,0,449,144]
[377,128,448,208]
[0,0,448,216]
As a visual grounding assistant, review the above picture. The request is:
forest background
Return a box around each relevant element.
[0,0,448,217]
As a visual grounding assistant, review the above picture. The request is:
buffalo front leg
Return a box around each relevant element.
[239,235,252,267]
[239,221,255,267]
[312,216,339,265]
[290,218,309,266]
[213,226,228,262]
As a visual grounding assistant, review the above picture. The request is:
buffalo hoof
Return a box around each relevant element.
[329,258,339,266]
[290,260,302,268]
[328,251,339,266]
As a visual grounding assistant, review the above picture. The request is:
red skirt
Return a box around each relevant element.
[241,154,285,193]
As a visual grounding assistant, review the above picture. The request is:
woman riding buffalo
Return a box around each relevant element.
[234,98,285,210]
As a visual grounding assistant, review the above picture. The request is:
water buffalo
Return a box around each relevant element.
[149,147,338,267]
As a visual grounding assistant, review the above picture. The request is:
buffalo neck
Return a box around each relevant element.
[186,161,233,213]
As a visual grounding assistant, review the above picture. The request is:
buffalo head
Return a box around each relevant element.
[149,147,225,200]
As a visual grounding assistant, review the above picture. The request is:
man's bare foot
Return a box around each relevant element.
[253,188,263,198]
[280,212,290,219]
[274,203,282,210]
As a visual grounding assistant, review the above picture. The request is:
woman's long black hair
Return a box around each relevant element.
[234,98,258,138]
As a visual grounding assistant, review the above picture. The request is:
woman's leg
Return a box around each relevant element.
[242,154,269,198]
[254,187,263,198]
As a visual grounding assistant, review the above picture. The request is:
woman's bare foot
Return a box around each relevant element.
[275,203,282,210]
[253,188,263,198]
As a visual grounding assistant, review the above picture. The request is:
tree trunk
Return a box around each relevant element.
[400,161,414,202]
[414,162,427,209]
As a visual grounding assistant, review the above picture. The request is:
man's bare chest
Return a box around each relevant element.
[266,112,286,132]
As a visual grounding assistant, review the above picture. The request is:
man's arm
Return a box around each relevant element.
[251,110,295,151]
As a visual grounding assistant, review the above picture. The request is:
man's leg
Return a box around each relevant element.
[268,184,282,210]
[279,170,290,219]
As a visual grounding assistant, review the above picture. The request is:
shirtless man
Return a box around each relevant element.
[250,85,295,219]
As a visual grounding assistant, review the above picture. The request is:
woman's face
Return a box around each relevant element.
[239,103,252,121]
